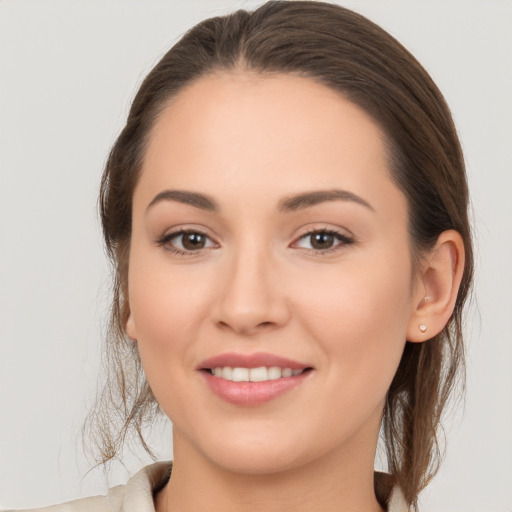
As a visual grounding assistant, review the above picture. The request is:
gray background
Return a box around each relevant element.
[1,1,511,510]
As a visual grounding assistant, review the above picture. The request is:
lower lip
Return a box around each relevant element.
[201,370,311,406]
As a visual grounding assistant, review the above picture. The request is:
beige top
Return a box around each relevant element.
[4,462,409,512]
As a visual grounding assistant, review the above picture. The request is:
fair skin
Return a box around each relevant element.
[126,72,464,512]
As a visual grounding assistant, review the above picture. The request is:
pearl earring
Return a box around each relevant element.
[419,324,427,333]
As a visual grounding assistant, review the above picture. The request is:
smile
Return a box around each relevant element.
[209,366,305,382]
[198,353,313,406]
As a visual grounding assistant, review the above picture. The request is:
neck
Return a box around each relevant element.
[155,430,385,512]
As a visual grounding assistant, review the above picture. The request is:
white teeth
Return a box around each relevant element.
[281,367,293,378]
[267,366,282,380]
[231,367,250,382]
[221,367,233,380]
[249,367,268,382]
[210,366,304,382]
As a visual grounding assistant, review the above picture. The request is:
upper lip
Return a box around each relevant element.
[198,352,311,371]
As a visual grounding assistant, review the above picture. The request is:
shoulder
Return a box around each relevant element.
[374,472,410,512]
[387,486,410,512]
[1,461,172,512]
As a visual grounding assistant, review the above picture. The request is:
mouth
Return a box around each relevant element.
[197,352,314,405]
[203,366,312,382]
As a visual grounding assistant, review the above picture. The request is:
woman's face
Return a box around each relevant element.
[127,72,421,474]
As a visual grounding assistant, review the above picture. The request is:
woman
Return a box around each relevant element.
[3,1,473,511]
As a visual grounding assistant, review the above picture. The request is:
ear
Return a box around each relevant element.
[126,308,137,341]
[407,230,465,342]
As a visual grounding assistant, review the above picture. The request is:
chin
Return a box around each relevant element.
[206,444,309,476]
[176,417,338,477]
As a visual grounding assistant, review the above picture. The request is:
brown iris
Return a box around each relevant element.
[181,232,207,250]
[309,232,335,250]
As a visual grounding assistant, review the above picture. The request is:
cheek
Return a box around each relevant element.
[130,275,202,341]
[297,256,411,331]
[128,232,215,335]
[126,248,212,399]
[292,252,412,394]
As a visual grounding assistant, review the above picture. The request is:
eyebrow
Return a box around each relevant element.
[146,188,374,213]
[278,189,374,212]
[147,190,219,212]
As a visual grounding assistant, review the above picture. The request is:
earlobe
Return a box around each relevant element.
[126,310,137,341]
[407,230,465,343]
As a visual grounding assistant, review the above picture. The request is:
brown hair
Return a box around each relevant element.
[85,1,473,508]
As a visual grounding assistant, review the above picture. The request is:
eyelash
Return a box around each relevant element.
[156,228,355,257]
[295,228,355,255]
[156,229,217,256]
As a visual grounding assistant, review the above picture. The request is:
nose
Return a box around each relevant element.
[212,245,291,336]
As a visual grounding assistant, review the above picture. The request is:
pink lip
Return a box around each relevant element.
[198,352,309,371]
[197,352,313,406]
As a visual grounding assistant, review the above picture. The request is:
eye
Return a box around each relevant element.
[293,229,354,253]
[157,229,217,255]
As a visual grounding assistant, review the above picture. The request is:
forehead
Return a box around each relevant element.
[137,71,403,217]
[148,71,387,162]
